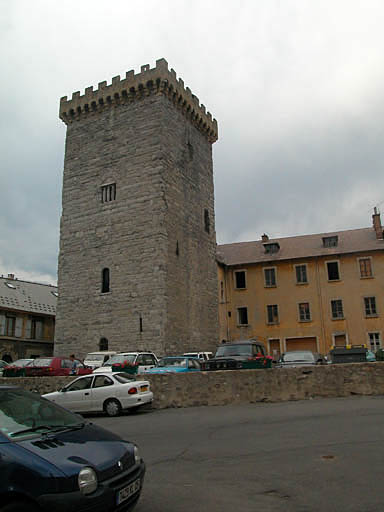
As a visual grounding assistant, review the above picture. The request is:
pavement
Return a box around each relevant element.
[91,396,384,511]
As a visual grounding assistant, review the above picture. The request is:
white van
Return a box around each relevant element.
[93,352,158,374]
[83,351,117,370]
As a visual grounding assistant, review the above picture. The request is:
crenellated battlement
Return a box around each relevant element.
[59,58,218,142]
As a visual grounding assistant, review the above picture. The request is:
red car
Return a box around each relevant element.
[24,357,93,377]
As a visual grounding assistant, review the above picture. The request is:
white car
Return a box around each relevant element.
[93,352,158,374]
[182,351,213,361]
[43,372,153,417]
[83,350,117,369]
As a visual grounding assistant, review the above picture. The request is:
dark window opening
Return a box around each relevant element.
[267,305,279,324]
[237,307,248,325]
[139,316,143,333]
[101,183,116,203]
[5,315,15,337]
[176,241,179,256]
[327,262,340,281]
[235,271,246,289]
[323,236,338,247]
[296,265,308,284]
[228,311,232,317]
[364,297,377,316]
[204,209,210,234]
[31,317,44,339]
[331,299,344,319]
[187,141,194,160]
[263,243,280,254]
[101,268,110,293]
[264,268,276,287]
[99,337,109,351]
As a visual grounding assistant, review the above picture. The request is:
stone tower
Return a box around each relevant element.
[55,58,219,358]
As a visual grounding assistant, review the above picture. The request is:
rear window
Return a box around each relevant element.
[281,352,315,363]
[113,373,136,383]
[85,354,105,361]
[104,355,136,366]
[28,358,53,367]
[215,345,253,357]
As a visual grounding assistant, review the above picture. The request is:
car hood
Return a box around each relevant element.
[17,422,134,479]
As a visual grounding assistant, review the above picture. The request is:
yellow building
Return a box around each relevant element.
[217,211,384,359]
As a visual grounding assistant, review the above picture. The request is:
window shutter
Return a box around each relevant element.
[0,313,5,335]
[15,317,23,337]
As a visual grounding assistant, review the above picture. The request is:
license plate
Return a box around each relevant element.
[117,478,141,505]
[140,385,148,392]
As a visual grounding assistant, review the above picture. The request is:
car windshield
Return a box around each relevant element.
[215,345,253,357]
[28,358,53,367]
[158,357,187,368]
[0,388,83,440]
[85,354,105,361]
[282,352,315,363]
[104,355,136,366]
[113,373,136,383]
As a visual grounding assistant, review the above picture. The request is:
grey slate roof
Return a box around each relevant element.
[0,277,57,315]
[217,227,384,266]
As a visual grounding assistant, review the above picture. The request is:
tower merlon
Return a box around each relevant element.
[59,58,218,142]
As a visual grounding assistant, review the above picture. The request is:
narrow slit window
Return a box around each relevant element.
[101,183,116,203]
[101,268,110,293]
[204,209,210,234]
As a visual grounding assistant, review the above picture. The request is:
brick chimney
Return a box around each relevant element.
[372,208,383,239]
[261,233,269,242]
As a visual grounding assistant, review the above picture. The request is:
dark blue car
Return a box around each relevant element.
[0,385,145,512]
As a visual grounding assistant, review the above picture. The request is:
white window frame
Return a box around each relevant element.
[264,267,277,288]
[234,270,247,290]
[364,296,378,317]
[357,257,373,279]
[298,302,311,322]
[294,264,308,285]
[237,306,249,326]
[332,332,349,346]
[266,304,279,325]
[367,332,381,351]
[330,298,344,320]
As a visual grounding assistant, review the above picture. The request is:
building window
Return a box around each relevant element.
[327,261,340,281]
[263,242,280,254]
[101,183,116,203]
[364,297,377,317]
[5,315,15,336]
[101,268,110,293]
[331,299,344,319]
[267,304,279,324]
[234,270,246,289]
[31,317,44,339]
[359,258,373,278]
[264,267,276,287]
[295,264,308,284]
[204,209,210,234]
[237,307,248,325]
[368,332,381,351]
[298,302,311,322]
[323,236,338,247]
[99,337,108,351]
[220,281,224,302]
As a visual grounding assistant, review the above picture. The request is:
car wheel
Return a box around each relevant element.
[1,501,40,512]
[104,398,122,417]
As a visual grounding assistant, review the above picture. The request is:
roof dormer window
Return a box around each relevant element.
[322,236,338,248]
[263,242,280,254]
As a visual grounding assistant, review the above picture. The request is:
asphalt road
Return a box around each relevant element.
[91,396,384,512]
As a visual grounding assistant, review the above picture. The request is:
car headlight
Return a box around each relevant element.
[134,445,140,465]
[78,467,98,495]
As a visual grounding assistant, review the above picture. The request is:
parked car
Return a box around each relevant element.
[43,372,153,417]
[0,360,9,377]
[277,350,325,368]
[93,352,158,375]
[366,350,376,362]
[24,357,93,377]
[5,358,34,368]
[201,339,268,370]
[83,351,117,370]
[0,385,145,511]
[182,351,213,361]
[144,356,201,374]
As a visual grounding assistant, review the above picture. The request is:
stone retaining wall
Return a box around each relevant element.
[2,363,384,409]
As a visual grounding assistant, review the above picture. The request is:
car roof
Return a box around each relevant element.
[86,351,116,355]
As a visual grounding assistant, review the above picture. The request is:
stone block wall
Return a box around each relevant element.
[3,363,384,409]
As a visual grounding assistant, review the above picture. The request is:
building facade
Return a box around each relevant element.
[0,274,56,362]
[217,211,384,358]
[55,59,219,358]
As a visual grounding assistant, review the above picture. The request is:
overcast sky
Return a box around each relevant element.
[1,0,384,285]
